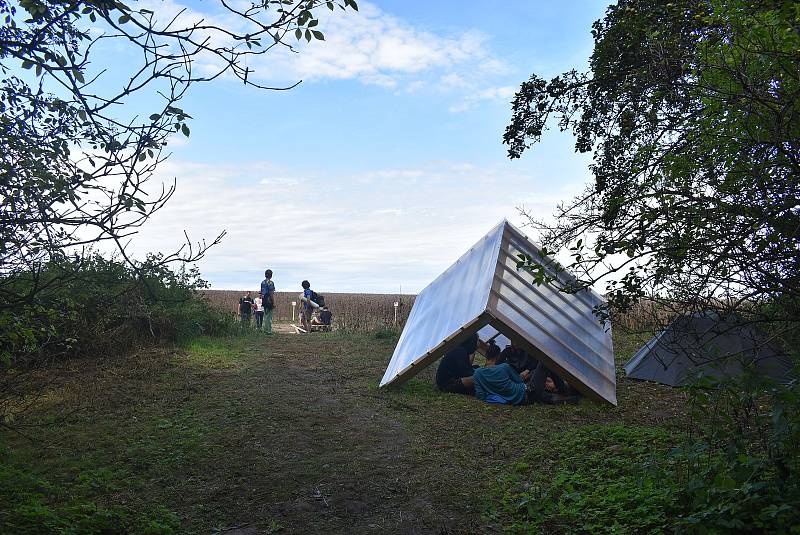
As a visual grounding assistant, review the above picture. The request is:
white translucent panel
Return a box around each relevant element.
[379,222,505,386]
[490,224,616,405]
[380,220,617,405]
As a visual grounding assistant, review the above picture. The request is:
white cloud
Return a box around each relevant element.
[126,159,563,293]
[448,85,518,113]
[127,0,509,93]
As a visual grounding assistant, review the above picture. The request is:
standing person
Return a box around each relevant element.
[260,269,275,335]
[238,291,254,328]
[253,296,264,330]
[300,280,315,333]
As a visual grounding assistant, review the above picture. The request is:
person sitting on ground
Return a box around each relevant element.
[310,306,333,330]
[319,306,332,326]
[435,334,479,395]
[500,343,570,397]
[500,343,538,374]
[474,345,580,405]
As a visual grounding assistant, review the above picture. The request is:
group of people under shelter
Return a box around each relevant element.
[435,334,580,405]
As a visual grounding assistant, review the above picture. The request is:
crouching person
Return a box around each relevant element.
[435,334,479,395]
[474,344,579,405]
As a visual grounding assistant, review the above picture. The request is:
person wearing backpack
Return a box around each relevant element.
[260,269,276,335]
[300,280,318,333]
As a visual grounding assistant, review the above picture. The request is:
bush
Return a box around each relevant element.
[487,375,800,534]
[0,253,239,422]
[0,253,236,368]
[672,374,800,532]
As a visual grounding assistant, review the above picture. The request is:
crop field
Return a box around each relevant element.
[203,290,416,331]
[203,290,661,334]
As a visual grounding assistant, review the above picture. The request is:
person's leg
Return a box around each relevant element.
[442,377,474,395]
[527,362,553,403]
[264,308,273,334]
[255,311,263,329]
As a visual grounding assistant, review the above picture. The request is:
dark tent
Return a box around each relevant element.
[624,312,795,386]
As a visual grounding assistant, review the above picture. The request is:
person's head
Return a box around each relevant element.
[246,291,251,298]
[485,341,501,363]
[301,280,310,289]
[460,334,479,355]
[265,269,272,279]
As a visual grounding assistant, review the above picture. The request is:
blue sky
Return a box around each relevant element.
[115,0,610,293]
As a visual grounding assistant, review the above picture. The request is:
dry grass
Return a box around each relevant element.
[202,290,416,331]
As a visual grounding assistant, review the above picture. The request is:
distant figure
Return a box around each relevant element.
[435,334,479,395]
[300,280,315,333]
[254,297,264,330]
[260,269,275,335]
[319,306,332,326]
[310,306,333,332]
[238,291,254,327]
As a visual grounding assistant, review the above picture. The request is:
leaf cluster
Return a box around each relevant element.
[505,0,800,333]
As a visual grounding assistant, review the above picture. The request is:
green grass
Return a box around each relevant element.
[0,328,692,534]
[486,424,680,534]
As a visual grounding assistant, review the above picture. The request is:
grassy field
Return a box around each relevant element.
[1,328,689,534]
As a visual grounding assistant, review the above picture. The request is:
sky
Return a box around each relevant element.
[102,0,610,293]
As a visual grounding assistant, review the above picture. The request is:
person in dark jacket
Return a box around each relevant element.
[500,343,569,396]
[435,334,479,395]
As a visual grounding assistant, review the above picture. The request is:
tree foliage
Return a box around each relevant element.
[505,0,799,331]
[0,0,357,363]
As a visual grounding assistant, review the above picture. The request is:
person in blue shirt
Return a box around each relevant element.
[474,343,580,405]
[300,280,315,333]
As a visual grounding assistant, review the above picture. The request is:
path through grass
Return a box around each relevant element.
[1,330,687,534]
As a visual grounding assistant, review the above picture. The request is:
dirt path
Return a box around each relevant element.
[3,330,687,534]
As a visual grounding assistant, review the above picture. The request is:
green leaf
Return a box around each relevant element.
[138,152,147,161]
[308,19,318,27]
[118,14,130,24]
[149,113,160,120]
[305,29,311,42]
[21,60,33,69]
[181,123,190,137]
[327,1,334,10]
[78,110,87,121]
[295,28,302,40]
[73,69,85,84]
[312,30,324,40]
